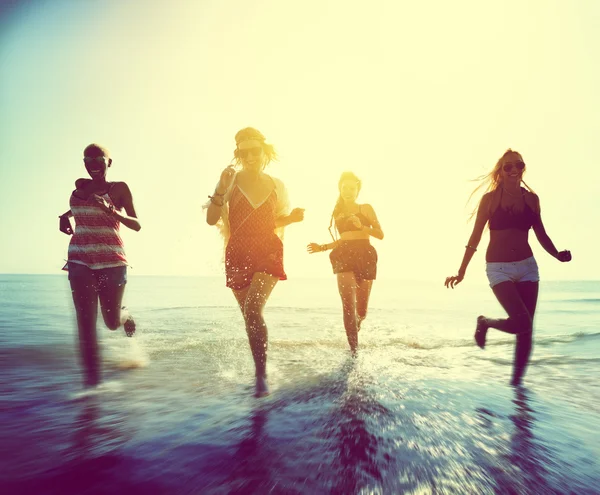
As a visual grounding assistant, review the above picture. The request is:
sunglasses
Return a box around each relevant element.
[83,156,108,164]
[503,161,525,172]
[237,147,262,159]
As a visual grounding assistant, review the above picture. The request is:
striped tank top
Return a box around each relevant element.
[67,187,127,269]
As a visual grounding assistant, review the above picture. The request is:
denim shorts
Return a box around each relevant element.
[67,262,127,289]
[485,256,539,288]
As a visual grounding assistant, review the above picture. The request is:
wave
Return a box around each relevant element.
[2,331,598,372]
[0,344,74,368]
[144,305,337,313]
[555,298,600,304]
[366,331,600,351]
[485,355,600,367]
[535,331,600,346]
[0,338,150,371]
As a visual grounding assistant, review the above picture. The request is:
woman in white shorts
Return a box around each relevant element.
[445,149,571,386]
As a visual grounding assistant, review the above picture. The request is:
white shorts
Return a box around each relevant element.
[485,256,540,288]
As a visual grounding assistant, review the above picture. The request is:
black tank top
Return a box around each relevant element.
[489,188,538,231]
[335,205,372,234]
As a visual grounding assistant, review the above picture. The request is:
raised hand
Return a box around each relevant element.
[557,250,572,262]
[91,194,112,214]
[288,208,305,224]
[347,214,362,229]
[217,165,236,193]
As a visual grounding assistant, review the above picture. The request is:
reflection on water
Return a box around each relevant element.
[71,398,126,459]
[3,275,600,493]
[327,362,389,493]
[3,344,600,494]
[224,408,273,494]
[3,356,600,495]
[509,388,540,474]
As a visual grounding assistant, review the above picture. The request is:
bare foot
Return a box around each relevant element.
[357,317,365,333]
[475,315,488,349]
[121,306,136,337]
[255,376,270,398]
[124,317,136,337]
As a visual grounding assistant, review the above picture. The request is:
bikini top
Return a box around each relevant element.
[335,205,372,234]
[488,188,538,231]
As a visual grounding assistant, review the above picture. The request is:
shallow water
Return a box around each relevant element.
[1,275,599,494]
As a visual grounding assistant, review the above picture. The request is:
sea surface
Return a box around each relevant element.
[1,274,599,494]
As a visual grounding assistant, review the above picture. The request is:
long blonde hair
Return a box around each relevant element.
[468,149,535,220]
[328,171,362,241]
[205,128,282,262]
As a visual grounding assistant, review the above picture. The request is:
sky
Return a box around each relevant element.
[1,0,598,283]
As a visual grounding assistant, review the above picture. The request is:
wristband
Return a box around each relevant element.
[208,195,224,206]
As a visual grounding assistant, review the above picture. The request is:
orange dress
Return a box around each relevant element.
[225,186,286,290]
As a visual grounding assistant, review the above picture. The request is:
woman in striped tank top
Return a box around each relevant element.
[206,128,305,397]
[59,143,141,387]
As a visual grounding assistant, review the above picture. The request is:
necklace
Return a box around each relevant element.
[502,187,521,197]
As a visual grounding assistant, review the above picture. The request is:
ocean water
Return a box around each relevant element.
[1,274,599,494]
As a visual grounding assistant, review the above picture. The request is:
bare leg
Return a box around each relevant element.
[512,282,539,385]
[356,279,373,332]
[233,273,278,397]
[337,272,358,354]
[98,281,135,336]
[484,282,534,334]
[70,282,100,387]
[478,281,535,385]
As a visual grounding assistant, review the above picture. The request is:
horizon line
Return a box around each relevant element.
[0,273,598,283]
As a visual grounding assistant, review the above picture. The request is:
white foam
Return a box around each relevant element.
[103,332,150,369]
[68,380,124,400]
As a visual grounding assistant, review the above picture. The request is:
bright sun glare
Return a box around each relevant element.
[0,0,598,281]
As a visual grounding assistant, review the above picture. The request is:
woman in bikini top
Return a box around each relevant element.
[445,149,571,387]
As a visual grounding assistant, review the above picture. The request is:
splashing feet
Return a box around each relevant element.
[475,315,488,349]
[120,307,136,337]
[255,376,270,398]
[124,318,136,338]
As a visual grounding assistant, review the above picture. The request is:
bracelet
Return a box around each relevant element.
[465,245,477,251]
[108,204,116,216]
[321,244,329,252]
[213,189,226,197]
[208,195,224,206]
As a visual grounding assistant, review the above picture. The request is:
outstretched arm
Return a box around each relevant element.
[445,193,491,288]
[307,240,339,253]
